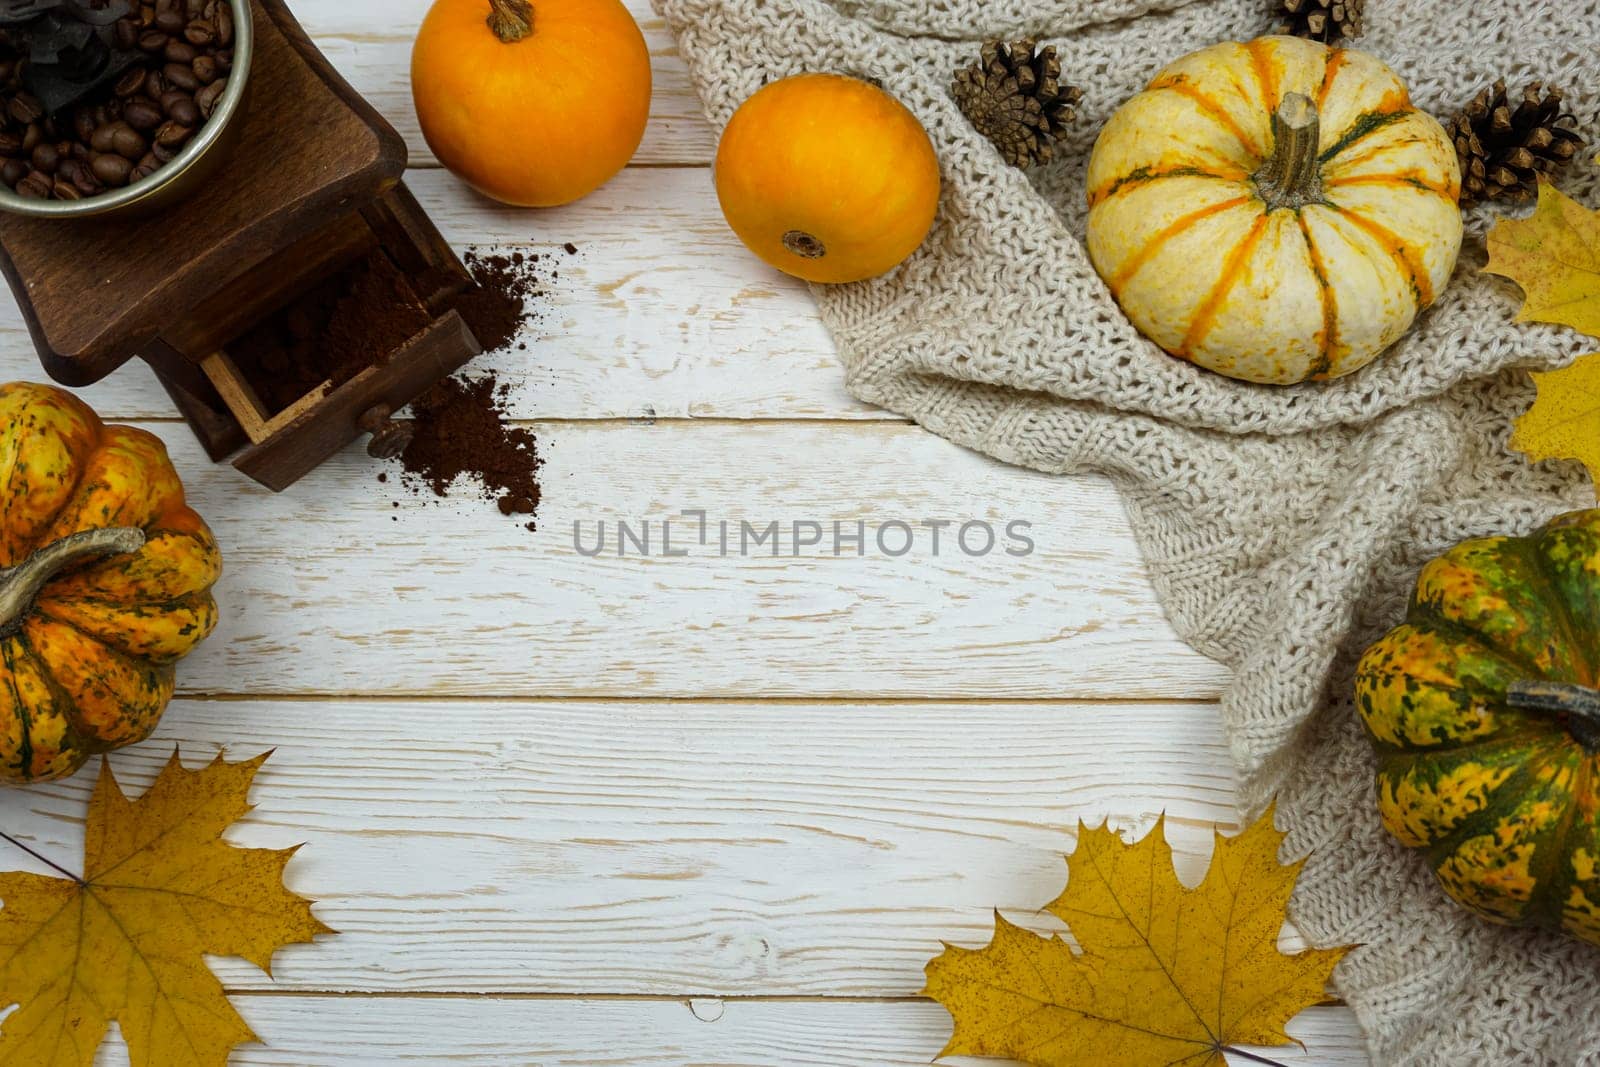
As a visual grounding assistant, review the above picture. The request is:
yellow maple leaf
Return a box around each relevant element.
[1483,181,1600,338]
[0,750,331,1066]
[1510,353,1600,495]
[923,809,1349,1067]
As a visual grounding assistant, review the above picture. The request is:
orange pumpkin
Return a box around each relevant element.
[0,383,221,784]
[714,73,941,283]
[411,0,652,207]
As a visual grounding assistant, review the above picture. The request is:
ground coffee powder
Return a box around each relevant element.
[398,373,542,531]
[455,249,543,353]
[390,246,564,532]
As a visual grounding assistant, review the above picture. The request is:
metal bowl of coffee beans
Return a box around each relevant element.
[0,0,253,219]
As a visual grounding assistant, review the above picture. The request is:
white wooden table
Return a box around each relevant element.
[0,3,1370,1063]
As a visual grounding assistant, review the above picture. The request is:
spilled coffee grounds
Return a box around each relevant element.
[455,249,544,353]
[398,373,542,531]
[390,246,565,531]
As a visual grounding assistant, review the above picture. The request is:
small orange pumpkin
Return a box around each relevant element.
[0,383,221,784]
[412,0,652,207]
[714,73,941,284]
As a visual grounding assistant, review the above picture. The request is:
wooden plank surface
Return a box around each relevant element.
[124,422,1226,700]
[0,0,1369,1061]
[0,169,871,423]
[10,699,1262,994]
[83,999,1366,1066]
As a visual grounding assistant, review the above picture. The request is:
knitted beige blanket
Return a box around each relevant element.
[655,0,1600,1061]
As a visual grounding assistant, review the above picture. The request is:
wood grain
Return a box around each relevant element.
[10,698,1274,995]
[82,998,1367,1065]
[0,4,1366,1060]
[110,421,1225,699]
[0,168,871,423]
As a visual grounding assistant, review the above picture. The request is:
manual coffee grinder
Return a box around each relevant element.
[0,0,484,491]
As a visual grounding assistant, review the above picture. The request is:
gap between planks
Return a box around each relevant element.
[223,989,1350,1006]
[98,416,919,428]
[172,692,1221,705]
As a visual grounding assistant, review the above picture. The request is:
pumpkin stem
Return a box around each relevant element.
[0,527,146,639]
[1506,680,1600,752]
[1254,92,1323,211]
[487,0,534,43]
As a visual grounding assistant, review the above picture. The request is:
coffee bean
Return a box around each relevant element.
[196,78,225,118]
[163,63,198,92]
[14,171,50,197]
[92,153,133,186]
[0,0,231,201]
[7,93,41,125]
[30,142,57,173]
[114,67,147,98]
[112,125,147,159]
[123,100,163,130]
[155,121,193,149]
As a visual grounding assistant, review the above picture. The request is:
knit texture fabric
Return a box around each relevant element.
[655,0,1600,1061]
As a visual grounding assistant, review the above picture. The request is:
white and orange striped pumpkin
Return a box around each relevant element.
[1085,37,1462,385]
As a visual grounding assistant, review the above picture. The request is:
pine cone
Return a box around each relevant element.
[1278,0,1363,43]
[952,39,1081,169]
[1450,80,1585,203]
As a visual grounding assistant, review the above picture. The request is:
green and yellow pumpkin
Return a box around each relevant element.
[0,382,221,784]
[1356,509,1600,944]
